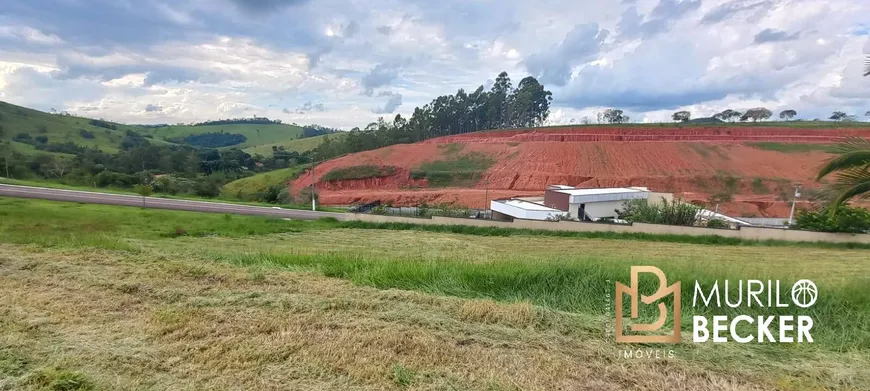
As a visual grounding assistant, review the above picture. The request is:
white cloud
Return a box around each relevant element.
[0,0,869,127]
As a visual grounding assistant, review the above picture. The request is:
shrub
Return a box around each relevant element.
[34,135,49,144]
[618,198,700,226]
[414,152,494,187]
[36,124,48,134]
[295,187,318,204]
[546,213,574,222]
[193,177,222,198]
[133,184,153,197]
[321,165,396,181]
[88,119,117,130]
[14,133,32,143]
[706,218,729,229]
[751,178,769,194]
[792,205,870,234]
[79,129,95,139]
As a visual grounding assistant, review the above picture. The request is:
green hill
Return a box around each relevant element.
[0,100,338,158]
[243,132,345,156]
[138,123,306,151]
[221,166,305,200]
[0,101,167,155]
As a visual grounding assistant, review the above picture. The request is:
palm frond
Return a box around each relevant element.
[816,137,870,180]
[819,167,870,214]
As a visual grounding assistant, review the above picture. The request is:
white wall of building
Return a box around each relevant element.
[583,200,625,220]
[490,200,562,221]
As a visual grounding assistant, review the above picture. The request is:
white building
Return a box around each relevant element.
[544,186,651,221]
[490,186,661,222]
[490,199,565,221]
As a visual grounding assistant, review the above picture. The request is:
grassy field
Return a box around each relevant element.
[137,123,305,151]
[0,101,166,155]
[243,133,344,156]
[0,100,327,157]
[0,197,868,390]
[221,166,306,200]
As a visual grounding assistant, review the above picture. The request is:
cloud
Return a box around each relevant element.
[294,101,326,113]
[373,92,403,114]
[228,0,311,13]
[145,104,163,112]
[618,0,701,39]
[1,0,868,129]
[754,28,800,44]
[361,62,403,95]
[700,0,774,25]
[523,23,609,86]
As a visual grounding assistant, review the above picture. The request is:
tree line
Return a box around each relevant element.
[311,71,552,160]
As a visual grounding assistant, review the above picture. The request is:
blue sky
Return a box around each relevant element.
[1,0,869,128]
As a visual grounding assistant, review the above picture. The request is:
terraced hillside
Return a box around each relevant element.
[292,126,870,217]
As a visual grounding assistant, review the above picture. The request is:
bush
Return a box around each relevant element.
[193,177,222,198]
[321,165,396,181]
[34,135,49,144]
[95,170,141,187]
[706,218,729,229]
[618,198,700,226]
[89,119,117,130]
[79,129,95,139]
[295,187,318,204]
[792,205,870,234]
[133,184,153,197]
[14,133,32,143]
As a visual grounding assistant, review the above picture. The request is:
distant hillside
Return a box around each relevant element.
[137,123,306,150]
[0,101,168,155]
[243,132,347,156]
[0,101,338,158]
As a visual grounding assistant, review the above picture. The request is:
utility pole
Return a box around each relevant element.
[484,175,489,219]
[310,161,316,211]
[788,184,802,226]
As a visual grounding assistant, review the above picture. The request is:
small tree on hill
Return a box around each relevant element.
[779,109,797,120]
[740,108,773,122]
[830,111,848,121]
[603,108,630,124]
[672,111,691,122]
[713,109,741,122]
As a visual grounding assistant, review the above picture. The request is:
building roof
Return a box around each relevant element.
[551,187,649,196]
[494,199,562,211]
[550,186,650,204]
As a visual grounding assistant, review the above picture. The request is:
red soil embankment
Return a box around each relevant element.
[291,126,870,217]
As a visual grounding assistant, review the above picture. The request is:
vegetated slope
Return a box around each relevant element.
[139,123,305,151]
[292,126,870,216]
[0,100,168,154]
[221,166,304,200]
[242,132,346,156]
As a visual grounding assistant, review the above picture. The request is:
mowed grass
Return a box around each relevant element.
[0,198,869,390]
[138,123,305,150]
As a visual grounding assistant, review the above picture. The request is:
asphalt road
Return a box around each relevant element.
[0,184,347,221]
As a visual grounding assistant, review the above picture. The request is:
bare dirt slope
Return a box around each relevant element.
[291,126,870,216]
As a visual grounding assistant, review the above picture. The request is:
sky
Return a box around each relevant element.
[1,0,869,129]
